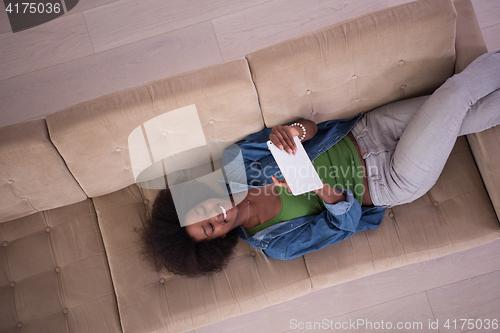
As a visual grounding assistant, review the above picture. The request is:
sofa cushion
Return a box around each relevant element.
[0,120,86,223]
[92,185,311,333]
[46,59,263,197]
[452,0,500,220]
[303,137,500,289]
[0,199,121,332]
[246,0,458,127]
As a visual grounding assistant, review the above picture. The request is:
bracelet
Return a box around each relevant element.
[290,122,307,142]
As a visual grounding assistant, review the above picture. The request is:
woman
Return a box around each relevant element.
[142,50,500,277]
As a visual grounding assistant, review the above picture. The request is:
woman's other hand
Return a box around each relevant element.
[272,175,292,192]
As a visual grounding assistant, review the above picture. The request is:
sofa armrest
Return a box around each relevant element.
[454,0,488,73]
[454,0,500,222]
[466,129,500,221]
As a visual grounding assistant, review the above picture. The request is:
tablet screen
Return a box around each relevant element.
[267,136,323,195]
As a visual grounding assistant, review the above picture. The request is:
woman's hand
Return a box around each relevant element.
[271,175,292,192]
[269,125,300,154]
[269,119,318,155]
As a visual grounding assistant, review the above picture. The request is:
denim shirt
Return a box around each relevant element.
[222,113,386,260]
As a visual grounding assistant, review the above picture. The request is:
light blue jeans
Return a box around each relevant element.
[352,50,500,207]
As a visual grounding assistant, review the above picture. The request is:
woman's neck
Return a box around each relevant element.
[241,184,281,230]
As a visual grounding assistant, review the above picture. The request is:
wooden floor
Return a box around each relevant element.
[1,0,499,332]
[196,239,500,333]
[0,0,499,127]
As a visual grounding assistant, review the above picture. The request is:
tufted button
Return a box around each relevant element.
[355,98,361,102]
[209,119,215,124]
[388,212,394,218]
[399,60,405,65]
[7,180,14,184]
[55,266,61,273]
[311,110,317,115]
[159,278,166,284]
[2,241,7,247]
[10,281,16,288]
[124,166,130,170]
[352,75,358,80]
[250,251,256,257]
[17,322,23,328]
[115,147,122,152]
[401,84,407,89]
[22,197,28,202]
[161,131,168,136]
[144,199,150,205]
[45,226,51,233]
[433,201,439,207]
[63,308,69,314]
[305,90,312,95]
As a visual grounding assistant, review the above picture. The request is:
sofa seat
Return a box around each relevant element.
[0,199,121,332]
[304,136,500,289]
[92,185,311,333]
[91,138,500,332]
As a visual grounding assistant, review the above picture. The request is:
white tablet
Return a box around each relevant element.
[267,136,323,196]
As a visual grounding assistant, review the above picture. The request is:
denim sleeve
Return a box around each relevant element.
[263,190,367,260]
[321,189,362,232]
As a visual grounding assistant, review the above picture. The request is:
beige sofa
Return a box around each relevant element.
[1,0,499,332]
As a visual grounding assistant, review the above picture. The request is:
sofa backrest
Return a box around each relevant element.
[0,120,86,223]
[246,0,458,127]
[1,0,460,219]
[46,59,263,197]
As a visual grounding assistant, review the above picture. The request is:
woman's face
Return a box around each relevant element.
[184,197,239,241]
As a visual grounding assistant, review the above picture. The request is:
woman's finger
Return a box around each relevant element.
[277,126,296,153]
[269,133,283,150]
[272,176,291,191]
[272,175,284,187]
[272,126,295,154]
[271,128,290,152]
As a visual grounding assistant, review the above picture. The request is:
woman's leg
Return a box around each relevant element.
[459,88,500,136]
[354,50,500,206]
[390,50,500,204]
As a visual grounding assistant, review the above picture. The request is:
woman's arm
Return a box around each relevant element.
[259,189,384,260]
[269,119,318,154]
[313,183,346,204]
[272,177,346,204]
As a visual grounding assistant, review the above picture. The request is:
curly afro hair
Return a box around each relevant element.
[140,182,240,277]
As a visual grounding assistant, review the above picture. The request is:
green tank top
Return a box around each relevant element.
[247,135,364,236]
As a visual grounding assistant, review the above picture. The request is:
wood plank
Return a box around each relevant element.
[63,0,119,14]
[482,24,500,52]
[83,0,272,53]
[212,0,414,61]
[0,13,94,81]
[471,0,500,29]
[196,240,500,333]
[0,2,11,34]
[0,21,222,127]
[0,0,118,35]
[283,293,435,333]
[426,270,500,333]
